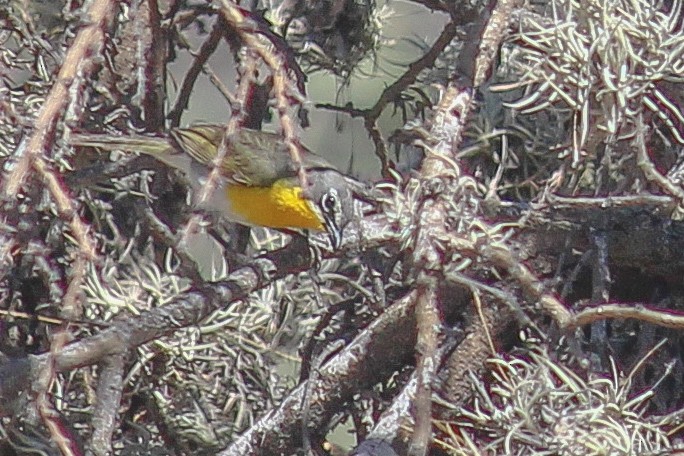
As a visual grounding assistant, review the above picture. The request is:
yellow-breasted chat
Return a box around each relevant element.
[71,125,358,249]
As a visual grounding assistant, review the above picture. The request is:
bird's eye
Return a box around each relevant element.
[321,191,338,213]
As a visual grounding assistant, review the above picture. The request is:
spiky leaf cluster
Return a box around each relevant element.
[436,347,678,455]
[502,0,684,158]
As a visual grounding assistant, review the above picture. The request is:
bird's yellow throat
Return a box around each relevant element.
[225,180,325,230]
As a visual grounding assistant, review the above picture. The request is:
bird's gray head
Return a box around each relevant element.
[303,169,356,249]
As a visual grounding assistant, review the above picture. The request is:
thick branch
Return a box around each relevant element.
[219,291,419,456]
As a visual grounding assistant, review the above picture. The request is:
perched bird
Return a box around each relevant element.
[71,125,359,249]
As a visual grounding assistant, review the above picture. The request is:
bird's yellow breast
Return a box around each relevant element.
[225,180,325,230]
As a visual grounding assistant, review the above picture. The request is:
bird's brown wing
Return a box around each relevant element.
[170,125,339,187]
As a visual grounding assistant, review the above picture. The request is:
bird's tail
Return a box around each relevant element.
[70,133,174,156]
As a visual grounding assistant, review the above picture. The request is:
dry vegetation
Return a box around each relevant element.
[1,0,684,455]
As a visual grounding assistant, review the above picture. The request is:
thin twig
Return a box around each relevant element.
[168,18,225,127]
[2,0,117,196]
[178,55,256,246]
[635,113,684,203]
[219,1,309,189]
[570,303,684,330]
